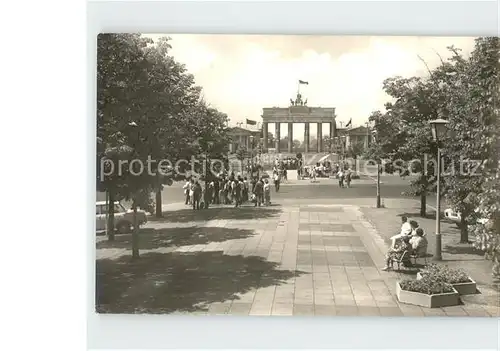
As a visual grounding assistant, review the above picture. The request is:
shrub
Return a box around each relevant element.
[420,264,471,284]
[400,278,455,295]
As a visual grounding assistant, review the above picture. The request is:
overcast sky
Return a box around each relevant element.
[144,34,475,138]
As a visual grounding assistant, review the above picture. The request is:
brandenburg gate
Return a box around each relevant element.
[261,93,337,153]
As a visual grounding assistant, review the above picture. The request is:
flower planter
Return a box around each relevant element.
[396,281,460,308]
[416,272,477,295]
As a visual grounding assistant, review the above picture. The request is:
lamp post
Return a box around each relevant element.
[371,130,381,208]
[249,135,255,179]
[205,140,214,183]
[429,118,449,261]
[340,135,346,164]
[257,139,263,179]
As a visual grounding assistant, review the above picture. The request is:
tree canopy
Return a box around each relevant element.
[97,34,231,248]
[368,37,500,275]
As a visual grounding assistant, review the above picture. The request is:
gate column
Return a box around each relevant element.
[288,122,293,153]
[317,123,323,152]
[275,123,281,153]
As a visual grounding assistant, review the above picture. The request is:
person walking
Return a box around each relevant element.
[224,180,231,204]
[273,171,280,192]
[264,179,271,206]
[337,168,344,188]
[250,176,257,193]
[213,177,220,204]
[192,181,202,210]
[253,177,264,207]
[183,178,192,205]
[345,168,352,188]
[233,176,242,207]
[220,181,226,204]
[243,176,249,202]
[189,179,195,204]
[203,182,213,209]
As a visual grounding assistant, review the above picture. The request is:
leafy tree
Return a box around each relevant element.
[97,34,152,241]
[435,43,488,242]
[471,167,500,277]
[370,37,500,269]
[182,99,231,181]
[235,145,248,162]
[347,141,365,160]
[126,36,204,218]
[449,37,500,261]
[408,38,500,243]
[97,34,231,258]
[369,73,447,217]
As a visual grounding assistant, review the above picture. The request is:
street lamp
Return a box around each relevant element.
[429,118,449,261]
[340,135,346,163]
[371,130,381,208]
[249,135,255,178]
[205,140,214,184]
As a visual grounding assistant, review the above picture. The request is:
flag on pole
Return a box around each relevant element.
[299,80,309,85]
[246,118,257,125]
[345,118,352,128]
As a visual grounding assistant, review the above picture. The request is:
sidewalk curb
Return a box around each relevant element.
[351,206,390,261]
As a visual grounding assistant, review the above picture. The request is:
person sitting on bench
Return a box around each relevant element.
[382,235,411,271]
[390,216,412,248]
[410,228,428,256]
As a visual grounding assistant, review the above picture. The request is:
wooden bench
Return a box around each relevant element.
[410,252,433,266]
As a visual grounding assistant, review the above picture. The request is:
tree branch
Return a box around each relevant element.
[417,55,433,77]
[432,49,445,66]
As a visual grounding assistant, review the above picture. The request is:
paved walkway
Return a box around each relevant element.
[95,202,498,316]
[360,199,500,315]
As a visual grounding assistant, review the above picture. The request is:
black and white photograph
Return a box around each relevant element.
[95,34,499,317]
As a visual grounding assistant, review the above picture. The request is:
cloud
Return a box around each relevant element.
[144,34,476,138]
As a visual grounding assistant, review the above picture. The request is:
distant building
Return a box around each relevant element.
[342,126,372,150]
[331,126,372,155]
[227,126,261,154]
[261,92,336,153]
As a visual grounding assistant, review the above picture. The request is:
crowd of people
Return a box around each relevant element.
[182,171,274,210]
[336,167,353,188]
[382,216,429,271]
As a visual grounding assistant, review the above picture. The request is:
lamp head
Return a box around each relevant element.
[429,118,449,142]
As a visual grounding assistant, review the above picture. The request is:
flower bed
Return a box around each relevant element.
[417,264,477,295]
[397,278,459,308]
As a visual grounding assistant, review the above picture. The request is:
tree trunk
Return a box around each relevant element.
[420,171,427,218]
[107,188,115,241]
[420,192,426,218]
[155,187,162,218]
[132,202,140,259]
[459,215,469,243]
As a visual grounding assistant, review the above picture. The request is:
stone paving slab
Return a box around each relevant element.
[97,203,499,316]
